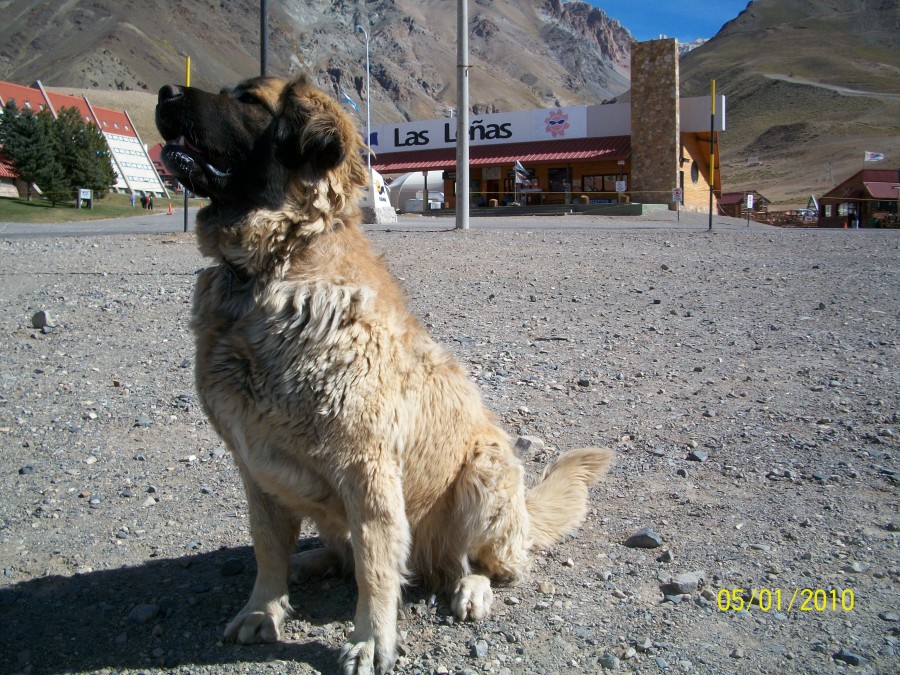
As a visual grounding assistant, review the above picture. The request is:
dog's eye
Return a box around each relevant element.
[238,92,259,104]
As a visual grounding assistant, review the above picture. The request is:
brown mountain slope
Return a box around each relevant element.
[0,0,630,126]
[680,0,900,207]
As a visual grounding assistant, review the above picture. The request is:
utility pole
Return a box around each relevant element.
[455,0,470,230]
[260,0,268,76]
[708,79,716,232]
[184,55,190,233]
[356,25,371,172]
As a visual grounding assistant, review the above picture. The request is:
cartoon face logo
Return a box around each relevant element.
[544,109,570,138]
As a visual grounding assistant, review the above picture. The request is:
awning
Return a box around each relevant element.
[0,153,18,180]
[372,136,631,173]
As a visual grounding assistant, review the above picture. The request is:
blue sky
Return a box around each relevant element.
[587,1,751,43]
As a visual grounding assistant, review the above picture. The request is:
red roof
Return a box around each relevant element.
[91,107,137,137]
[0,81,48,112]
[0,152,19,179]
[373,136,632,173]
[821,168,900,201]
[863,181,900,200]
[0,80,140,138]
[44,91,92,121]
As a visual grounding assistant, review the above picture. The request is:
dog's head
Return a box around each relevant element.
[155,76,367,210]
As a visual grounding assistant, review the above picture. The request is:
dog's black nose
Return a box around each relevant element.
[158,84,184,104]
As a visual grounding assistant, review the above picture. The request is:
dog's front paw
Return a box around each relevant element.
[451,574,494,621]
[339,637,396,675]
[224,597,290,644]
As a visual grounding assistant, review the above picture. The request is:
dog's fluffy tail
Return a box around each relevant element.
[525,448,613,550]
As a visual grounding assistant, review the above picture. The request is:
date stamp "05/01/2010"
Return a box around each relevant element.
[717,588,855,613]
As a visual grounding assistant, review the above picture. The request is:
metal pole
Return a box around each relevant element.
[184,55,190,233]
[456,0,470,230]
[356,26,371,172]
[708,79,715,232]
[260,0,268,76]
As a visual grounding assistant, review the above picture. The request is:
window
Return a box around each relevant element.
[582,175,622,193]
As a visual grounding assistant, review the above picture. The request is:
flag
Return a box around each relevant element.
[514,160,528,184]
[339,90,359,111]
[864,151,885,162]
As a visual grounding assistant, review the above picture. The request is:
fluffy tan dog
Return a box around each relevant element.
[156,74,612,675]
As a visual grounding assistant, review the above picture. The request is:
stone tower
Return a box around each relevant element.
[630,39,680,207]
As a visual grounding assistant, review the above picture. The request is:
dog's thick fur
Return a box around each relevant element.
[156,75,612,674]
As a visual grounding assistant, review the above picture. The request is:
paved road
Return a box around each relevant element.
[0,206,784,238]
[0,207,205,238]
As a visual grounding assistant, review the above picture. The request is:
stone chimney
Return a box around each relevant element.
[630,39,680,207]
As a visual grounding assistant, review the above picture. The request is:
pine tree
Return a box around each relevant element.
[82,118,116,195]
[0,103,64,202]
[0,101,116,205]
[35,109,69,206]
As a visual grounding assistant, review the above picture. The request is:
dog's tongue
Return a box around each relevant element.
[183,136,204,155]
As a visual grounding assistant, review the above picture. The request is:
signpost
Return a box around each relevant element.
[673,186,683,221]
[745,192,754,227]
[76,188,93,209]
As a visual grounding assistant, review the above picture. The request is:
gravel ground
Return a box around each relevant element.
[0,212,898,675]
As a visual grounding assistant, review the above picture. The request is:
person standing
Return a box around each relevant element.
[148,195,154,210]
[130,192,136,208]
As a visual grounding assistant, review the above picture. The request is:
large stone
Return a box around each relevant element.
[624,527,663,549]
[31,310,56,329]
[360,206,398,225]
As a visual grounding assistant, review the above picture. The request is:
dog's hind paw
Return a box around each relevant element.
[339,638,396,675]
[290,546,349,583]
[451,574,494,621]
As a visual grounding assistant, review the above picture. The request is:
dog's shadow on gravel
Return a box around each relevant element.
[0,540,355,675]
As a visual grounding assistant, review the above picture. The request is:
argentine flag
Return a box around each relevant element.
[339,90,359,111]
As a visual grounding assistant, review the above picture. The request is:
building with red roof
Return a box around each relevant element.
[819,169,900,228]
[0,79,168,198]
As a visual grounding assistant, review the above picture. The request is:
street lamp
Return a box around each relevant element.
[355,24,371,172]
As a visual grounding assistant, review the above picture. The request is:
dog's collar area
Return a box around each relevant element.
[222,261,253,293]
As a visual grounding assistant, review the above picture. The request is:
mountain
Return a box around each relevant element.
[3,0,897,208]
[679,0,900,206]
[0,0,631,124]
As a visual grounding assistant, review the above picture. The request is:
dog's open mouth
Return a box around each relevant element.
[163,135,230,176]
[160,134,231,197]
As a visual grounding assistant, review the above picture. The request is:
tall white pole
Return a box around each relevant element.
[456,0,470,230]
[356,25,371,171]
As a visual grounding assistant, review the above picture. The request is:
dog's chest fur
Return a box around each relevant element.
[190,248,421,509]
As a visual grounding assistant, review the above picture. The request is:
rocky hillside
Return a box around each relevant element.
[0,0,631,123]
[679,0,900,206]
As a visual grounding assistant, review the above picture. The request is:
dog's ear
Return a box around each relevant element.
[274,77,347,181]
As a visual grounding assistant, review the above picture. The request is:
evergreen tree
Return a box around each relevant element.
[49,107,116,199]
[34,109,69,206]
[0,99,20,147]
[0,103,64,202]
[0,101,115,205]
[82,117,116,195]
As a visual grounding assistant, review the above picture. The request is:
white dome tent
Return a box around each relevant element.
[387,170,445,212]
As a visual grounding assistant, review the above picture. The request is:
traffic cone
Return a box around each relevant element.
[167,202,173,215]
